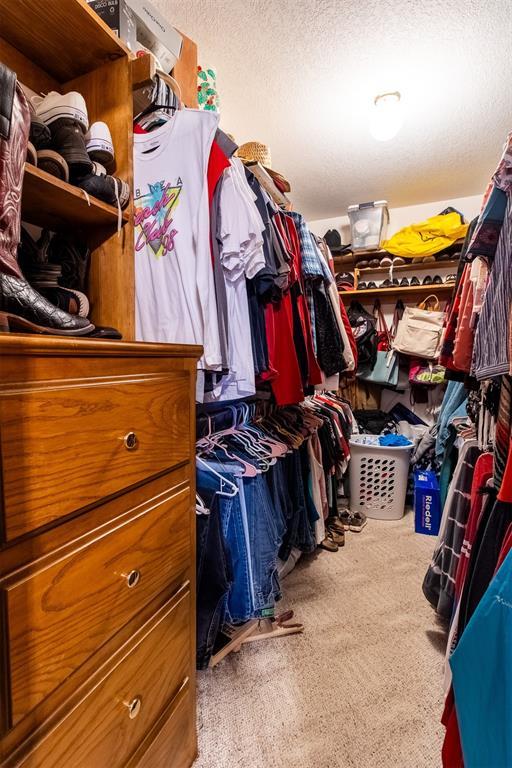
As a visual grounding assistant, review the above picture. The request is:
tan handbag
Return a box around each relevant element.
[391,295,444,359]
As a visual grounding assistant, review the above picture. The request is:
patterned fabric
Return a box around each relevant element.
[439,262,468,369]
[472,195,512,379]
[288,212,330,280]
[422,441,481,619]
[494,376,512,493]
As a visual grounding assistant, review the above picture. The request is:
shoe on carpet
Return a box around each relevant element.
[319,535,338,552]
[327,527,345,547]
[349,511,367,532]
[337,509,352,529]
[32,90,89,132]
[86,121,114,166]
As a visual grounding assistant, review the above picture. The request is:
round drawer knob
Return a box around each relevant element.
[124,569,141,589]
[124,696,142,719]
[123,432,138,450]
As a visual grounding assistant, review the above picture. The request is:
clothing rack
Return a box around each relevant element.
[196,400,305,667]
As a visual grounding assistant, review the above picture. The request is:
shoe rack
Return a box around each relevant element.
[0,0,144,339]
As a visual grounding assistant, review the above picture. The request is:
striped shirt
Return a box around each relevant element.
[472,194,512,380]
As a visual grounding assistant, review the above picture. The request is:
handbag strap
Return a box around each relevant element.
[418,294,441,311]
[391,299,405,339]
[373,299,390,338]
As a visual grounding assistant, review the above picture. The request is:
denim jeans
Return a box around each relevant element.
[195,493,232,669]
[197,459,255,623]
[242,472,282,616]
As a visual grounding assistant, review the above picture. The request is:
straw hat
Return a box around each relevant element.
[236,141,291,193]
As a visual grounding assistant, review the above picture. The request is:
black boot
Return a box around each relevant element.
[0,272,94,335]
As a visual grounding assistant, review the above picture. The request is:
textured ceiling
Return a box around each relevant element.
[154,0,512,220]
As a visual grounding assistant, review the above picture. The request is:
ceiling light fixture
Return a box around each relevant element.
[370,91,403,142]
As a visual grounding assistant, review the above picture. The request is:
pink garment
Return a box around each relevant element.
[452,270,474,372]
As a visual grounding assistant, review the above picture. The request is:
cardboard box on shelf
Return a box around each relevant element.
[88,0,137,51]
[125,0,183,73]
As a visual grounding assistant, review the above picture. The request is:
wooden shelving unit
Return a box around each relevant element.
[0,0,129,82]
[340,283,455,300]
[22,164,129,231]
[355,259,459,275]
[0,0,135,338]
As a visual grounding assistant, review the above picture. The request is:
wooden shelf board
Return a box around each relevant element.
[22,164,129,231]
[355,259,460,275]
[340,283,455,300]
[0,0,130,82]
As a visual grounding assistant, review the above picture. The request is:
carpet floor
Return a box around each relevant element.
[194,512,446,768]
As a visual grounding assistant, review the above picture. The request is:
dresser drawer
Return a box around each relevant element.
[4,483,192,725]
[132,687,196,768]
[0,372,191,540]
[12,588,191,768]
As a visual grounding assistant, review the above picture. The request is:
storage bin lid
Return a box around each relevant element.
[348,200,388,212]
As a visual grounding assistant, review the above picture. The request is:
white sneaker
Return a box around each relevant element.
[31,91,89,133]
[86,121,114,166]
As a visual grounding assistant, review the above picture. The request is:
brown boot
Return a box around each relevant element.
[0,65,93,336]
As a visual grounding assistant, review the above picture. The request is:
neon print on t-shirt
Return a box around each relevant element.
[134,180,182,258]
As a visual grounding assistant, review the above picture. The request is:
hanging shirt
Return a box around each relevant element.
[133,109,221,369]
[204,159,266,401]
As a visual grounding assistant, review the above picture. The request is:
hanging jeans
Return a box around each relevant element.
[197,461,254,624]
[195,493,232,669]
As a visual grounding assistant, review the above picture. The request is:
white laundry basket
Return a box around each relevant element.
[349,435,413,520]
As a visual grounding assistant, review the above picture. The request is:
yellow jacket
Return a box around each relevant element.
[382,212,468,257]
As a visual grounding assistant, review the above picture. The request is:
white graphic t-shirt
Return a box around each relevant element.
[133,109,221,369]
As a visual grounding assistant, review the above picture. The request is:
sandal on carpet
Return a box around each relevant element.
[349,511,367,532]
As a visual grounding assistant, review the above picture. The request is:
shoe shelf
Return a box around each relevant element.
[340,283,455,300]
[355,259,459,274]
[22,163,129,232]
[0,0,130,82]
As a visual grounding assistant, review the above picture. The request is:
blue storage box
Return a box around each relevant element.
[414,470,441,536]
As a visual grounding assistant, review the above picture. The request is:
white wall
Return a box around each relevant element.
[308,194,483,241]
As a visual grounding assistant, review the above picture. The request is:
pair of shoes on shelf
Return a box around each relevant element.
[422,275,455,286]
[27,91,129,210]
[358,281,377,290]
[379,255,405,268]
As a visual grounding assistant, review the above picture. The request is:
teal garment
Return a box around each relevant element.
[439,426,458,509]
[435,381,467,460]
[450,548,512,768]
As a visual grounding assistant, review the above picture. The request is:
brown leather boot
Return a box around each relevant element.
[0,65,93,336]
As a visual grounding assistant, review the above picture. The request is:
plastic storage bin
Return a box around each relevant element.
[348,200,389,251]
[349,434,412,520]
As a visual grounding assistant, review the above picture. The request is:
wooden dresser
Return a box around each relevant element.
[0,335,201,767]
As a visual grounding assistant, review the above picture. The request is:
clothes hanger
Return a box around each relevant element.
[196,456,239,497]
[195,492,210,516]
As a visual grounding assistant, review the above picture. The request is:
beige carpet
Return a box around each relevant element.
[195,512,446,768]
